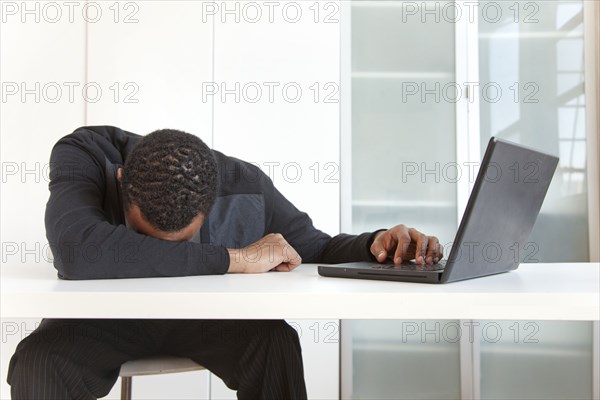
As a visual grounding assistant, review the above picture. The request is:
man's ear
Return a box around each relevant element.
[117,167,123,182]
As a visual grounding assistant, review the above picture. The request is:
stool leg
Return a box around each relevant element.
[121,376,132,400]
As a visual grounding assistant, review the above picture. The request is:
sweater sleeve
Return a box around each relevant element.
[45,141,229,280]
[317,231,385,263]
[265,184,332,263]
[262,172,385,264]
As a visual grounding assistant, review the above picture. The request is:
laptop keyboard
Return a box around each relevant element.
[371,260,446,272]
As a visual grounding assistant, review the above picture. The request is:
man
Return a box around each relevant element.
[8,126,442,399]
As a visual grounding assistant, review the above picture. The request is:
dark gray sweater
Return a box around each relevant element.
[45,126,377,279]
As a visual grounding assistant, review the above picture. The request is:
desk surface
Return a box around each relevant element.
[1,263,598,320]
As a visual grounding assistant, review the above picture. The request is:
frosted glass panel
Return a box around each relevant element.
[351,0,457,243]
[478,0,589,262]
[348,320,461,399]
[478,5,594,398]
[480,320,594,400]
[346,1,461,398]
[351,1,455,73]
[352,78,457,241]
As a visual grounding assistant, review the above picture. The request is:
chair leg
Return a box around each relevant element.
[121,376,132,400]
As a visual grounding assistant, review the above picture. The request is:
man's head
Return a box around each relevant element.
[118,129,217,241]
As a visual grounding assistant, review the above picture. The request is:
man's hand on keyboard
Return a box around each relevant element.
[370,225,443,266]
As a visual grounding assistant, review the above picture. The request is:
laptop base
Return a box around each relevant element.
[318,262,444,284]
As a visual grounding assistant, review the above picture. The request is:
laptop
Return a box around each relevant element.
[318,137,559,284]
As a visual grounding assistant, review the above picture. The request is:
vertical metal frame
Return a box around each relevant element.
[456,3,481,399]
[340,0,353,236]
[584,0,600,263]
[455,1,481,225]
[459,320,481,399]
[339,1,353,398]
[339,320,354,399]
[593,321,599,400]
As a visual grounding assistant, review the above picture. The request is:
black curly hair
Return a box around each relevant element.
[121,129,218,233]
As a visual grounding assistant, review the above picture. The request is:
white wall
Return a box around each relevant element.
[213,0,341,235]
[1,3,86,398]
[0,1,340,398]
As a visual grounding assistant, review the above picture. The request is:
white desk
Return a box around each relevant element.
[1,263,598,321]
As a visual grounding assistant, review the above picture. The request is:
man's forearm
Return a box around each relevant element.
[317,231,383,264]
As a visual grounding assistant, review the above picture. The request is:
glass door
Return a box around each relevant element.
[477,2,596,399]
[342,1,597,398]
[342,1,462,398]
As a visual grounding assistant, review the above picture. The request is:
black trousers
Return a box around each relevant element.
[7,319,307,400]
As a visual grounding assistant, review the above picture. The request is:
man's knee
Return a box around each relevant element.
[281,321,301,342]
[8,326,119,399]
[264,321,302,351]
[8,336,59,386]
[8,322,87,385]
